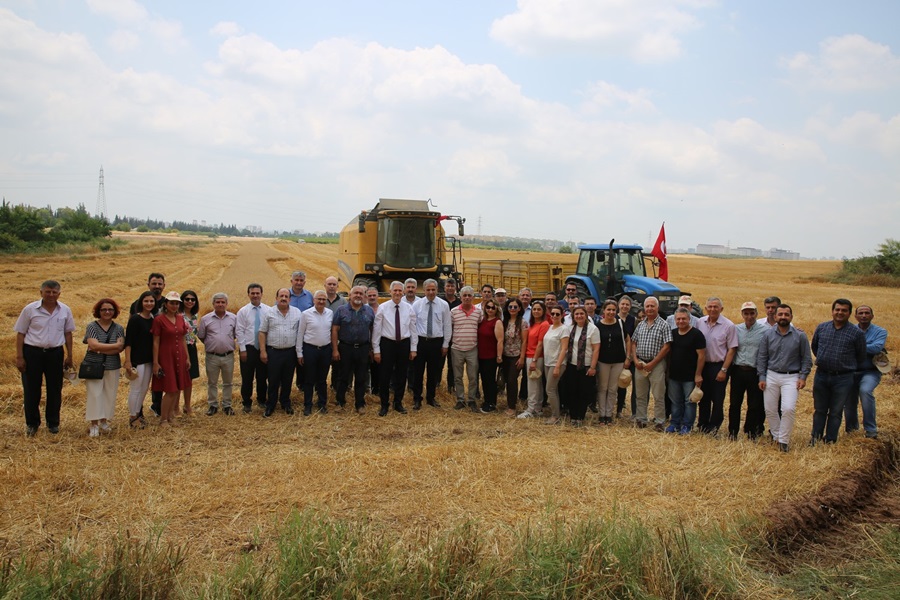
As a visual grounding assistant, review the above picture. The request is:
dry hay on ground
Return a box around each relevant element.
[0,237,898,576]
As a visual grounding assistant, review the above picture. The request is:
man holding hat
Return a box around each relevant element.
[844,305,887,439]
[728,301,768,440]
[665,307,706,434]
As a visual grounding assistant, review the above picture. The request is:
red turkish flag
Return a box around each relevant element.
[651,224,668,281]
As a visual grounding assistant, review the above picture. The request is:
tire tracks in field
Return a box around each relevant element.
[201,240,294,305]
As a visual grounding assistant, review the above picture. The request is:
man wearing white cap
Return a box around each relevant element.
[666,295,698,328]
[728,301,768,440]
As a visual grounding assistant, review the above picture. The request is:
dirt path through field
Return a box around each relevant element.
[202,239,292,306]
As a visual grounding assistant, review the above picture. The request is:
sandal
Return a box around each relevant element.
[129,415,145,429]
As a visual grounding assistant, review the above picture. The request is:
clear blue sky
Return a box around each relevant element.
[2,1,898,257]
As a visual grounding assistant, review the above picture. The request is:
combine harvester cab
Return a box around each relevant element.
[337,198,465,296]
[565,242,697,317]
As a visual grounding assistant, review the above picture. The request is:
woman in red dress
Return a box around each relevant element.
[152,291,191,426]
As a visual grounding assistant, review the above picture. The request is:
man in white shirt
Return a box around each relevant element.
[411,279,451,409]
[14,280,75,436]
[297,290,334,415]
[235,283,269,413]
[259,288,302,417]
[372,281,418,416]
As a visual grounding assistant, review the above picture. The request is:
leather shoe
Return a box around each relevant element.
[302,407,311,416]
[26,426,37,437]
[263,409,273,418]
[378,406,388,417]
[413,401,422,410]
[242,405,252,414]
[284,407,295,415]
[394,405,408,414]
[223,407,234,416]
[206,406,218,416]
[427,400,441,408]
[48,426,59,434]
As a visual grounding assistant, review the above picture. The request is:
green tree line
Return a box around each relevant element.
[0,201,111,251]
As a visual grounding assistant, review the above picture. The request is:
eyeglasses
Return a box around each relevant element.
[550,312,562,317]
[485,305,496,310]
[183,298,196,302]
[100,308,115,312]
[508,305,519,310]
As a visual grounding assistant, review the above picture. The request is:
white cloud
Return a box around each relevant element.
[490,0,714,62]
[781,34,900,91]
[807,111,900,156]
[446,147,520,187]
[87,0,185,53]
[86,0,148,23]
[1,7,895,256]
[210,21,242,37]
[714,118,826,162]
[579,81,657,115]
[108,29,139,52]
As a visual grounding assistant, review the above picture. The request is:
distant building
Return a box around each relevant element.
[696,243,727,255]
[734,246,763,257]
[766,248,800,260]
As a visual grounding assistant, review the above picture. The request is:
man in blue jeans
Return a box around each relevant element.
[844,305,887,439]
[810,298,866,445]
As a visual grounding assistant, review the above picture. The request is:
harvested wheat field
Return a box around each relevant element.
[1,235,897,596]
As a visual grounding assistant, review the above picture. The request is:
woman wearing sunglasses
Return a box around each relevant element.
[179,290,201,415]
[476,301,504,412]
[501,299,528,416]
[541,306,570,424]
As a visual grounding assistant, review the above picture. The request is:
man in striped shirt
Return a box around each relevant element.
[450,286,482,411]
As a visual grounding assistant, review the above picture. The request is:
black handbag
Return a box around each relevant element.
[79,321,114,379]
[78,361,105,379]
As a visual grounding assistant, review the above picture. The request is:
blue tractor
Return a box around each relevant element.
[564,240,700,317]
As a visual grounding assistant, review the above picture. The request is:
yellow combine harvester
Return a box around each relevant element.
[337,199,465,295]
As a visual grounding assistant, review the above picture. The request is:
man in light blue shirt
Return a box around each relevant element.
[844,305,887,439]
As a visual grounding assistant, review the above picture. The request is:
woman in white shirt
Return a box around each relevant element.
[564,306,600,427]
[541,306,570,424]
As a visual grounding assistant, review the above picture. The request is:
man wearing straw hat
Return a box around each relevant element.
[757,304,812,452]
[844,304,887,439]
[665,307,706,434]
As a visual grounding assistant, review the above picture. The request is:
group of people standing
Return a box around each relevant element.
[13,274,889,451]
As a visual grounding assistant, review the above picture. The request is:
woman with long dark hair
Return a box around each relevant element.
[596,300,630,425]
[179,289,201,415]
[564,306,600,427]
[520,301,550,419]
[616,295,638,419]
[542,306,569,424]
[501,298,528,416]
[476,300,504,413]
[124,290,156,427]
